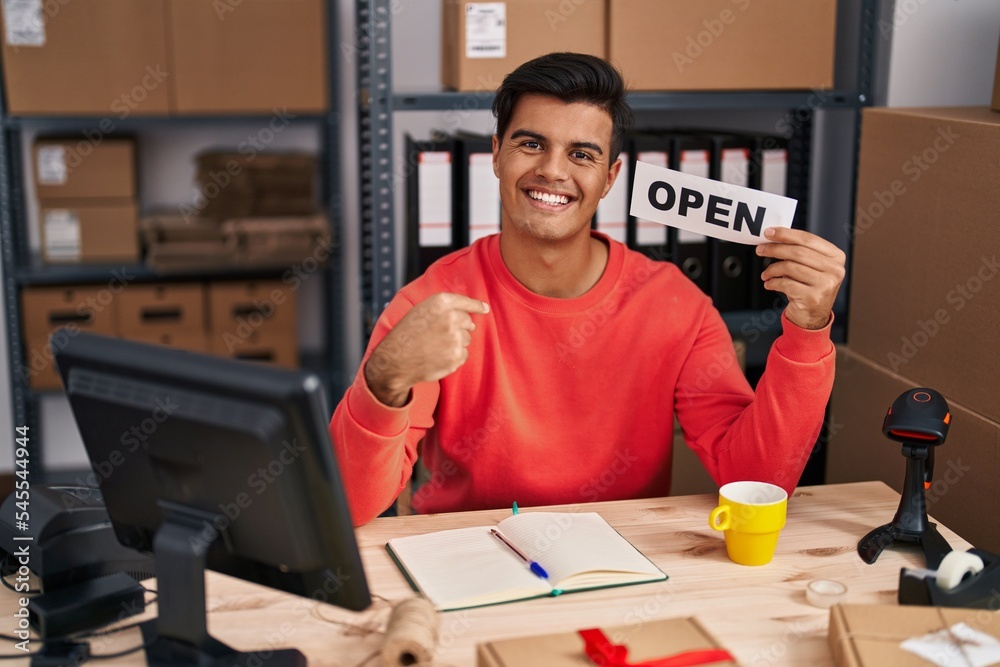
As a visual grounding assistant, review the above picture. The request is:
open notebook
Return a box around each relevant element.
[386,511,667,611]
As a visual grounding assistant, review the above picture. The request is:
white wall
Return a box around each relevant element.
[885,0,999,107]
[1,0,999,472]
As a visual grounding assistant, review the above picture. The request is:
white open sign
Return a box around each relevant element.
[629,161,798,246]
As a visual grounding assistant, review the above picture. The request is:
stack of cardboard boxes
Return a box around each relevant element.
[0,0,326,115]
[20,279,299,390]
[827,49,1000,553]
[441,0,838,92]
[34,138,139,265]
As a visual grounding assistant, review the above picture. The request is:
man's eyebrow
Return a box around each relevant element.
[508,129,606,156]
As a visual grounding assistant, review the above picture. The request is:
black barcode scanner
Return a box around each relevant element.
[858,388,954,570]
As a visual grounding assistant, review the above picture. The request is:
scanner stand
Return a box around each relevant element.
[857,445,952,571]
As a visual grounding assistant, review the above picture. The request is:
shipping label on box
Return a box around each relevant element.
[465,3,506,59]
[42,209,81,262]
[34,138,136,200]
[3,0,45,47]
[40,201,139,264]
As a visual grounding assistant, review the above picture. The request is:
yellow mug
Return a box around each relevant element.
[709,481,788,566]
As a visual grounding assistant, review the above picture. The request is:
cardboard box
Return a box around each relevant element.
[208,329,298,369]
[39,201,139,264]
[20,286,118,337]
[34,139,136,201]
[441,0,607,92]
[477,616,736,666]
[828,604,1000,667]
[0,0,170,115]
[168,0,328,113]
[848,107,1000,421]
[21,332,67,391]
[140,213,237,274]
[116,284,206,336]
[827,346,1000,553]
[124,329,209,354]
[222,215,328,268]
[207,280,297,342]
[608,0,837,91]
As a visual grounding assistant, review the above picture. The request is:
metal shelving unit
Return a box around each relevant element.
[355,0,888,337]
[0,3,346,476]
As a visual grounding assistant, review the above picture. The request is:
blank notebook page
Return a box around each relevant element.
[497,512,663,586]
[388,526,550,606]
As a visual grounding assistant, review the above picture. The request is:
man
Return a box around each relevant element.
[330,53,845,526]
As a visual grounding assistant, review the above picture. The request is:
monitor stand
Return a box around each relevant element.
[140,512,306,667]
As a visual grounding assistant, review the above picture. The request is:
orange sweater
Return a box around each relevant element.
[330,233,835,525]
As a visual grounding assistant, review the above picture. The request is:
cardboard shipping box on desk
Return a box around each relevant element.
[477,616,737,666]
[828,604,1000,667]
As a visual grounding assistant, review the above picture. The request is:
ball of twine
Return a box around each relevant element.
[380,597,439,667]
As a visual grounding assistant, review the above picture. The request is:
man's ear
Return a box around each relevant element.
[492,134,500,178]
[601,158,623,199]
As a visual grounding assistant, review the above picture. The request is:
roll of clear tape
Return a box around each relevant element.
[380,597,439,667]
[935,551,985,591]
[806,579,847,608]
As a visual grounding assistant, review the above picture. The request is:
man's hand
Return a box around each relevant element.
[756,227,846,330]
[364,293,490,407]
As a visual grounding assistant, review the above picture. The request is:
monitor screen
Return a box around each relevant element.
[54,331,370,665]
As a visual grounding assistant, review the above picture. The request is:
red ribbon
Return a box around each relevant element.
[578,629,735,667]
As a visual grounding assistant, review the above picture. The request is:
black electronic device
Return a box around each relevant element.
[54,332,371,667]
[0,485,155,593]
[857,388,954,569]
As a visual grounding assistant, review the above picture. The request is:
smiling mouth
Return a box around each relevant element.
[525,189,575,207]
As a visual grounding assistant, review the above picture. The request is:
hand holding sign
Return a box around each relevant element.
[757,227,845,330]
[630,160,844,330]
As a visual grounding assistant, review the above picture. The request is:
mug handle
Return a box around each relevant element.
[709,504,731,531]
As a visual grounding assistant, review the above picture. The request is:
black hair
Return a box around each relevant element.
[492,52,634,163]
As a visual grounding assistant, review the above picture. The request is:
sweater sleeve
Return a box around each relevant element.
[673,307,835,496]
[328,293,441,525]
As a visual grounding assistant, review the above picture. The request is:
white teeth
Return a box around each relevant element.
[528,190,570,205]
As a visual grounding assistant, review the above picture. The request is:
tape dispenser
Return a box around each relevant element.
[899,548,1000,609]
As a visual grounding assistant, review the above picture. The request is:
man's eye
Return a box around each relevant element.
[523,141,541,149]
[571,151,591,160]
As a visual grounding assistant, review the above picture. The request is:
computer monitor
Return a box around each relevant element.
[54,331,371,667]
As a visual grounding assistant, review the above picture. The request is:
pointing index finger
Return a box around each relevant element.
[440,292,490,315]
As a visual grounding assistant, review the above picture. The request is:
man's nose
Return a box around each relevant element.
[535,150,569,181]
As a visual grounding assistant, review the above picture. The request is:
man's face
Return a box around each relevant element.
[492,93,621,243]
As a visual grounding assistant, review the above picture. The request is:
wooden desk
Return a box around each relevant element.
[1,482,973,666]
